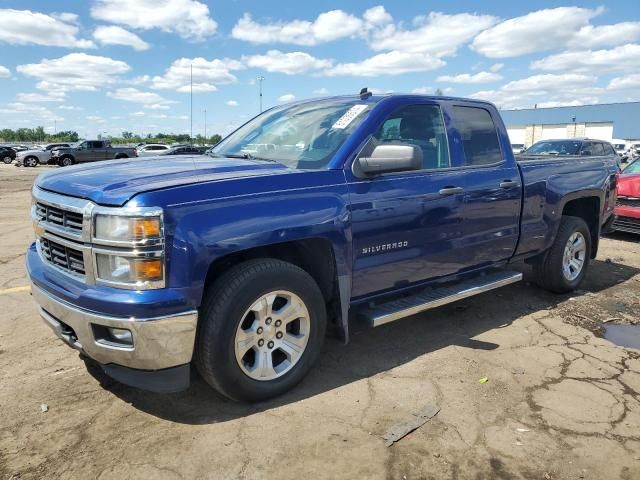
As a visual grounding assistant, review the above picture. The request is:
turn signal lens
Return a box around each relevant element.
[129,218,161,239]
[131,259,163,281]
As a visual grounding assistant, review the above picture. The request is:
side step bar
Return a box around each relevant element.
[360,271,523,327]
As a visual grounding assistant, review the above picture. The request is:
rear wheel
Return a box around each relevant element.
[24,156,38,167]
[59,156,74,167]
[534,215,591,293]
[115,154,128,159]
[195,259,326,401]
[2,155,12,164]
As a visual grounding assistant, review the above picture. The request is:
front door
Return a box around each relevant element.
[347,102,467,299]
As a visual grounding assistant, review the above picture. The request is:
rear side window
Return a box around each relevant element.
[604,144,616,155]
[451,106,502,166]
[592,143,605,156]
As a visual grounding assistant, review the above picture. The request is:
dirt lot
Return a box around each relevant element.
[1,163,639,480]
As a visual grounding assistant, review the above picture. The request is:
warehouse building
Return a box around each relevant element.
[500,101,640,148]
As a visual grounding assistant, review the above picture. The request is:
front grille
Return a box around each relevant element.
[613,215,640,233]
[616,197,640,208]
[40,238,86,276]
[35,202,83,232]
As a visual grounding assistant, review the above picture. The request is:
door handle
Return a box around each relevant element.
[438,186,464,196]
[499,180,518,189]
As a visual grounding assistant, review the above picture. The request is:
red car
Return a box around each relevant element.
[613,158,640,234]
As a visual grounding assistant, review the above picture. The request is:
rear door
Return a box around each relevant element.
[447,104,521,266]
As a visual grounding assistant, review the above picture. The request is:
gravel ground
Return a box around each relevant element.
[1,163,639,480]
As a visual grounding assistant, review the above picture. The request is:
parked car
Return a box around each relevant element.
[157,145,208,156]
[611,139,627,157]
[0,146,16,164]
[15,143,71,167]
[613,158,640,234]
[52,140,137,166]
[136,144,170,157]
[27,93,617,400]
[518,138,618,158]
[510,143,525,154]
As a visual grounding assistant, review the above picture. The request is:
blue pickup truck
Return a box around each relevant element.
[27,93,618,401]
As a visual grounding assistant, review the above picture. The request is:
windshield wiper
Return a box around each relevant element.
[208,151,280,163]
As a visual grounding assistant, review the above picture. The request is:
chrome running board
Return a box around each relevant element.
[361,271,523,327]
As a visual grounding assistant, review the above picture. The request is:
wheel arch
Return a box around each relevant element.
[560,195,601,258]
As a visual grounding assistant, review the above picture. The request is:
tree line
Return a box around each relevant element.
[0,127,222,146]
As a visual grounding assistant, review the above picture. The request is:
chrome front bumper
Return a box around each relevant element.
[31,282,198,370]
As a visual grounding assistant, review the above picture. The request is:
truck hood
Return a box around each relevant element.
[36,156,293,206]
[618,173,640,198]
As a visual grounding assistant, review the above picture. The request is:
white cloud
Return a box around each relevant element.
[471,7,602,58]
[363,6,392,26]
[411,87,433,94]
[59,105,83,111]
[91,0,217,41]
[568,22,640,49]
[608,74,640,90]
[226,100,239,107]
[278,94,296,102]
[130,111,145,117]
[470,73,601,109]
[437,71,502,84]
[0,66,10,78]
[93,25,150,51]
[0,102,63,122]
[325,51,444,77]
[232,9,371,46]
[370,12,498,57]
[531,44,640,74]
[145,104,170,110]
[313,87,330,95]
[16,92,65,103]
[489,63,504,73]
[107,88,175,107]
[243,50,332,75]
[0,9,95,48]
[17,53,130,93]
[151,57,244,92]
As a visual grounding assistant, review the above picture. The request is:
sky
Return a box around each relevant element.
[1,0,639,138]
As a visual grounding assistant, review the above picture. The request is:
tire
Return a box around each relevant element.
[195,258,327,401]
[24,156,38,168]
[115,154,128,159]
[59,156,74,167]
[2,156,12,164]
[534,215,591,293]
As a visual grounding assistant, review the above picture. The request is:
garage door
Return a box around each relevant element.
[541,124,567,140]
[585,123,613,141]
[507,127,525,144]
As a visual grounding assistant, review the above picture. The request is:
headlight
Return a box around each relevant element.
[95,253,163,286]
[92,209,165,289]
[94,214,162,245]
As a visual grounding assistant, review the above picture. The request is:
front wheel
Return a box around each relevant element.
[534,215,591,293]
[24,156,38,167]
[2,156,12,164]
[195,259,327,401]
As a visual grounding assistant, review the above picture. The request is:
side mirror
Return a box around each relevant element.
[356,144,422,176]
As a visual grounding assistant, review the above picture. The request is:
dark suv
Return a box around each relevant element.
[1,146,17,164]
[520,138,618,158]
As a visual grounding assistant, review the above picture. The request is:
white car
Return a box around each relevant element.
[16,143,70,167]
[136,144,170,157]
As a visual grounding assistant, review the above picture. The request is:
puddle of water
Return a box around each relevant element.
[603,324,640,349]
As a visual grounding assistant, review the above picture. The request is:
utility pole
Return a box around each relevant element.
[190,63,193,145]
[54,120,57,136]
[257,76,265,113]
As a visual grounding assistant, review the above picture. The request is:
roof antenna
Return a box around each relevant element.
[360,87,372,100]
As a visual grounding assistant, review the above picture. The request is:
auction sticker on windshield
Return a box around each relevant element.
[332,105,368,129]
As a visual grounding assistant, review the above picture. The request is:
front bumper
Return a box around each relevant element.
[30,281,198,372]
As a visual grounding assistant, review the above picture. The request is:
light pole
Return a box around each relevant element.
[203,109,207,143]
[190,63,193,145]
[257,76,265,113]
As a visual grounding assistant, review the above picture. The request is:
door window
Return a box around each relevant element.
[592,143,605,156]
[451,106,502,166]
[374,104,450,170]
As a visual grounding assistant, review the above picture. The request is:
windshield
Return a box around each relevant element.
[525,140,582,155]
[210,99,372,169]
[625,159,640,174]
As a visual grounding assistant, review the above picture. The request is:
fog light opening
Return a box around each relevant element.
[107,327,133,345]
